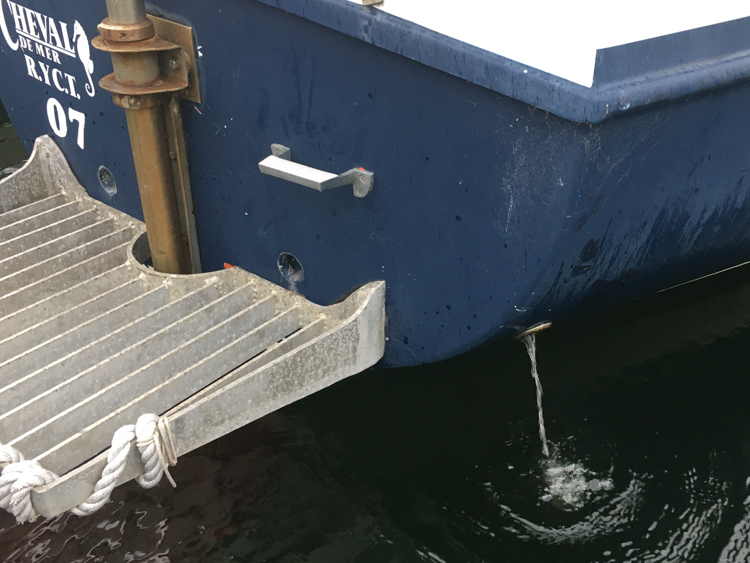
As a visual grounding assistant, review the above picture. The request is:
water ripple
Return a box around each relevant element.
[500,474,646,545]
[718,479,750,563]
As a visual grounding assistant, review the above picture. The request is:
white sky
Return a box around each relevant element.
[348,0,750,86]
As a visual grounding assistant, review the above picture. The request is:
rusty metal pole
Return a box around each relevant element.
[104,0,146,24]
[95,0,190,274]
[123,105,188,274]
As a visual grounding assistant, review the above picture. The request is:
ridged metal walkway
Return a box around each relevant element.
[0,136,385,519]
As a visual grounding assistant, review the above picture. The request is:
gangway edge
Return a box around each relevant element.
[0,136,386,520]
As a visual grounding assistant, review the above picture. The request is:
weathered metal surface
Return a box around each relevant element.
[0,210,101,259]
[0,246,132,318]
[124,105,190,273]
[32,279,385,518]
[97,17,154,42]
[150,16,202,104]
[93,16,198,103]
[170,318,328,414]
[0,266,133,339]
[0,285,220,424]
[7,287,269,458]
[165,96,202,272]
[0,195,68,229]
[0,136,385,519]
[0,279,145,365]
[93,1,196,274]
[104,0,146,26]
[514,322,553,340]
[37,305,301,475]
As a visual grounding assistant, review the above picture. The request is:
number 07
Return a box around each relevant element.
[46,98,86,150]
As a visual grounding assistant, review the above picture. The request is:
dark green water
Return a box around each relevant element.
[1,104,750,563]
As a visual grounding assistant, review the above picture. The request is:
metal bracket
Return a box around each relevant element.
[93,15,201,105]
[259,144,374,198]
[149,15,201,104]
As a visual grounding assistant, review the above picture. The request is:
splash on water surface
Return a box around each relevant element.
[522,333,614,510]
[542,457,614,510]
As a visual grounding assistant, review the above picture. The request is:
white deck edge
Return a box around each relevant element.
[348,0,750,87]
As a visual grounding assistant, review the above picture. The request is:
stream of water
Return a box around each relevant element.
[523,332,615,513]
[2,103,750,562]
[522,334,549,458]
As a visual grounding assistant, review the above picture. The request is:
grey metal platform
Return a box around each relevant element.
[0,136,385,519]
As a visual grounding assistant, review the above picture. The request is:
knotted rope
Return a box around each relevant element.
[0,443,23,466]
[0,456,58,523]
[134,414,177,489]
[0,413,177,523]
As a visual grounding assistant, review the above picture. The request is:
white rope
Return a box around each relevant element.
[0,460,58,523]
[135,414,177,489]
[73,414,178,515]
[0,443,58,523]
[0,443,24,510]
[0,443,24,467]
[71,424,137,516]
[0,414,178,522]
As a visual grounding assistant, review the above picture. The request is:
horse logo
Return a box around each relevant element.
[72,20,95,97]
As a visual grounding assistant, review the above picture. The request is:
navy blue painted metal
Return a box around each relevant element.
[253,0,750,123]
[2,0,750,367]
[0,6,143,221]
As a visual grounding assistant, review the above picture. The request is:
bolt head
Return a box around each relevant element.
[168,58,181,71]
[128,97,141,108]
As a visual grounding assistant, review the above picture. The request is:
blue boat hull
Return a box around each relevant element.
[2,0,750,366]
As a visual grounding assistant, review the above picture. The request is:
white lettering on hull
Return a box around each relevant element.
[1,0,96,149]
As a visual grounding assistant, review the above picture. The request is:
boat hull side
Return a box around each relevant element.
[1,0,750,366]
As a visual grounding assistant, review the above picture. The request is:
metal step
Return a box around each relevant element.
[0,136,385,519]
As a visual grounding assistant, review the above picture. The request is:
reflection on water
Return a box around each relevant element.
[3,104,750,562]
[720,480,750,563]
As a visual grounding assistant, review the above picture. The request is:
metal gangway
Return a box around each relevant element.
[0,137,385,523]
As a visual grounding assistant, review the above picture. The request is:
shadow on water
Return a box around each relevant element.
[2,99,750,562]
[0,102,27,179]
